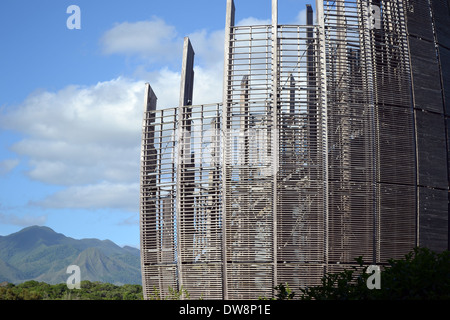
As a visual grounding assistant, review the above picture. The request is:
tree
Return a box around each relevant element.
[274,247,450,300]
[377,247,450,299]
[0,280,144,300]
[297,256,373,300]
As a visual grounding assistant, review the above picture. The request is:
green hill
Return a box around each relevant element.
[0,226,141,285]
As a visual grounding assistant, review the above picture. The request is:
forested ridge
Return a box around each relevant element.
[0,226,141,285]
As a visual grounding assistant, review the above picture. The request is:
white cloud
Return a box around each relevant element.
[0,68,219,213]
[2,78,144,147]
[35,182,139,212]
[0,12,313,215]
[137,67,182,108]
[100,15,226,106]
[188,29,224,69]
[137,62,224,108]
[237,17,271,26]
[0,159,19,175]
[11,140,140,185]
[192,65,224,106]
[0,78,146,211]
[133,48,224,107]
[100,16,182,62]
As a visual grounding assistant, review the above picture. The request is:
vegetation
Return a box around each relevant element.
[0,281,190,300]
[273,247,450,300]
[2,247,448,300]
[0,280,143,300]
[147,286,191,300]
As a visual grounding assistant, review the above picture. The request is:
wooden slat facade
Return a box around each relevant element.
[140,0,449,300]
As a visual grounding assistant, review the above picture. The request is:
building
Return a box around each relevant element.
[140,0,449,299]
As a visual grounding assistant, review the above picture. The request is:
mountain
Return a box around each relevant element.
[0,226,141,285]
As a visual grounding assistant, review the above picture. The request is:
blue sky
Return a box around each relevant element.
[0,0,312,248]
